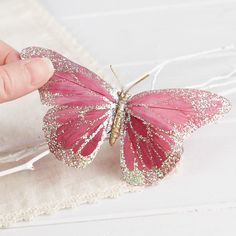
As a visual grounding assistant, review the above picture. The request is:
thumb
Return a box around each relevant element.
[0,58,54,103]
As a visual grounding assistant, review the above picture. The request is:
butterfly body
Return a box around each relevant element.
[109,91,130,146]
[20,47,231,186]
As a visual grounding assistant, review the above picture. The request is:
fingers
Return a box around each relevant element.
[0,40,20,64]
[0,41,54,103]
[0,58,54,103]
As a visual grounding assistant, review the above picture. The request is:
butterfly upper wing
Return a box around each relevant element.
[20,47,117,168]
[21,47,118,105]
[121,89,231,185]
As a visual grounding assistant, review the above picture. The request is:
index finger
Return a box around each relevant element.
[0,41,20,65]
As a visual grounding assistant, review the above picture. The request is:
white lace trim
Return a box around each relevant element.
[0,183,142,228]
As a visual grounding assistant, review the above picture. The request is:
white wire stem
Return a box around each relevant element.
[124,44,236,90]
[185,69,236,90]
[0,142,48,164]
[0,150,50,177]
[150,45,236,90]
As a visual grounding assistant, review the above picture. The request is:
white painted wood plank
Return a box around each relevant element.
[58,1,236,65]
[40,0,234,19]
[41,0,230,17]
[4,208,236,236]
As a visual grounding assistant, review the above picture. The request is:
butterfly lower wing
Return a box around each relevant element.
[20,47,118,105]
[44,105,113,168]
[121,112,182,185]
[121,89,231,185]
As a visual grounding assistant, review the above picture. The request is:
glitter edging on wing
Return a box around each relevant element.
[44,105,114,168]
[120,111,182,186]
[20,47,118,105]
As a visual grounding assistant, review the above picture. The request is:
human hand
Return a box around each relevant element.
[0,41,54,103]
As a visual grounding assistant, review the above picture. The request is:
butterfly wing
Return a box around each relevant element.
[43,106,113,168]
[20,47,117,167]
[121,89,231,185]
[21,47,118,105]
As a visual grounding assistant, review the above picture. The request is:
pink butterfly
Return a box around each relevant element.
[21,47,231,186]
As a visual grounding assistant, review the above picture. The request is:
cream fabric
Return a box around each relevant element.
[0,0,140,227]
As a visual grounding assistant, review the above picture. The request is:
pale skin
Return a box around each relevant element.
[0,41,54,103]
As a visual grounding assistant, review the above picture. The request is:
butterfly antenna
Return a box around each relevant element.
[109,65,123,88]
[125,73,150,93]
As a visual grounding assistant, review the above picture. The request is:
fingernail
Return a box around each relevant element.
[24,58,54,86]
[40,58,54,74]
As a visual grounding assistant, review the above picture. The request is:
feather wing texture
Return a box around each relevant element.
[121,89,231,185]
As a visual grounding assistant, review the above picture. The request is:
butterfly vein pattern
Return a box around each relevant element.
[20,47,231,186]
